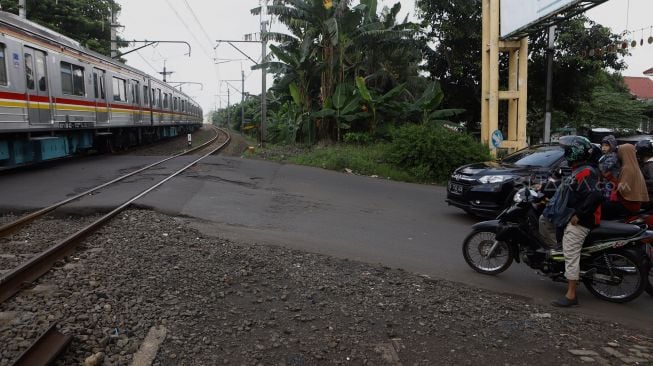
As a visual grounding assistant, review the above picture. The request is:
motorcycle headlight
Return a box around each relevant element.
[478,175,513,184]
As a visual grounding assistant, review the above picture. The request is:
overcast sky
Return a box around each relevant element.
[116,0,653,116]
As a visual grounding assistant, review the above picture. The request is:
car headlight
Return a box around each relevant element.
[478,175,513,184]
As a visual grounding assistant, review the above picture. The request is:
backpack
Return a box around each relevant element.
[543,164,598,228]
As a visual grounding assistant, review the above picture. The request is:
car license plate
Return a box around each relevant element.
[449,183,463,195]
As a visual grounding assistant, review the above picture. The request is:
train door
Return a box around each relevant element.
[24,48,51,124]
[131,79,142,123]
[92,68,109,124]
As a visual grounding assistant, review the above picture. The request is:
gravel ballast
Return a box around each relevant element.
[0,209,651,365]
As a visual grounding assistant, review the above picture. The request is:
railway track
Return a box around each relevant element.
[0,127,230,365]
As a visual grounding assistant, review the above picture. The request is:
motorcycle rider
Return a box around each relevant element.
[550,136,603,307]
[598,135,619,201]
[602,144,649,219]
[635,139,653,207]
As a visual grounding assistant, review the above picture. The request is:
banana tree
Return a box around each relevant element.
[311,83,369,141]
[415,81,465,126]
[356,76,405,134]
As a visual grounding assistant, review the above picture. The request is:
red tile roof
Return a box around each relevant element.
[645,67,653,76]
[623,76,653,100]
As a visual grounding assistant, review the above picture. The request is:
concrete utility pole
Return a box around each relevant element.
[543,26,556,143]
[227,88,230,127]
[241,70,246,133]
[261,12,268,146]
[110,2,118,59]
[18,0,25,18]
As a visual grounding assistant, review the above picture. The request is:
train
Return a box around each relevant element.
[0,10,203,168]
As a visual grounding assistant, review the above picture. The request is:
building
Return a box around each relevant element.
[623,70,653,133]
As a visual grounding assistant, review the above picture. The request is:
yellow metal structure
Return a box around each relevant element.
[481,0,528,155]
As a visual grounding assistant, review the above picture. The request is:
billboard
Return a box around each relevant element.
[500,0,582,38]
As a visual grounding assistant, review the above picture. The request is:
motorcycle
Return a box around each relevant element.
[619,214,653,296]
[462,187,652,303]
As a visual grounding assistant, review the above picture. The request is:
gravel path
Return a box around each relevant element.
[1,209,651,365]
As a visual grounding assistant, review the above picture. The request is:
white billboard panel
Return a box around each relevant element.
[501,0,582,38]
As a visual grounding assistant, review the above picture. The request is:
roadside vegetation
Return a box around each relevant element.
[213,0,651,182]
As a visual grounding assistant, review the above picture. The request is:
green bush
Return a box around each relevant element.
[386,124,491,183]
[343,132,373,145]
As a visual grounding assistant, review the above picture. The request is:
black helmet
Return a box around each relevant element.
[561,136,593,164]
[636,139,653,159]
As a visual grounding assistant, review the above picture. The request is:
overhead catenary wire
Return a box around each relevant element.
[135,50,159,74]
[164,0,213,59]
[183,0,215,50]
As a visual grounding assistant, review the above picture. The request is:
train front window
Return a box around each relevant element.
[0,45,8,86]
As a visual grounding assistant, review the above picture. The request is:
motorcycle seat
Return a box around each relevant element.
[586,221,644,242]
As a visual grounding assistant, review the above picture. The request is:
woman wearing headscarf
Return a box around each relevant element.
[602,144,649,220]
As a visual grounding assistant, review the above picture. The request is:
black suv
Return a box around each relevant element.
[446,144,567,217]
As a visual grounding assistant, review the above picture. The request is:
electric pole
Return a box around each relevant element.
[18,0,25,18]
[159,60,174,82]
[110,1,119,59]
[260,11,268,146]
[227,88,230,127]
[544,26,556,143]
[241,70,246,133]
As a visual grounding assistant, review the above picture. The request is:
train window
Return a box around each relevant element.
[99,74,105,99]
[61,62,85,96]
[112,77,127,102]
[93,73,99,98]
[163,93,169,109]
[132,80,140,104]
[35,53,47,92]
[25,53,34,90]
[173,97,178,111]
[0,45,6,86]
[143,85,148,106]
[157,89,162,108]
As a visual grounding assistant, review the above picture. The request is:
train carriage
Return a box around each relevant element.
[0,11,202,168]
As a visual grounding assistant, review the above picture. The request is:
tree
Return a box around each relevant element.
[0,0,121,56]
[253,0,424,142]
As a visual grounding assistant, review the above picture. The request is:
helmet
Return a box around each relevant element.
[561,136,593,164]
[635,139,653,160]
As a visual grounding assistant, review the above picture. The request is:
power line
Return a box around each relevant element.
[135,50,159,74]
[183,0,214,50]
[165,0,213,58]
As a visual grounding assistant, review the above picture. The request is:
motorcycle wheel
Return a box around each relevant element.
[582,250,647,303]
[462,230,513,275]
[647,270,653,296]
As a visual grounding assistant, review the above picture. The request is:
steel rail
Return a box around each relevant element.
[0,126,220,237]
[11,324,72,366]
[0,128,230,303]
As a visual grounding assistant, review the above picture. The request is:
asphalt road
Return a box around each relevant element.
[1,154,651,328]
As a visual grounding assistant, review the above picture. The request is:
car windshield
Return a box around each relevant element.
[501,146,563,167]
